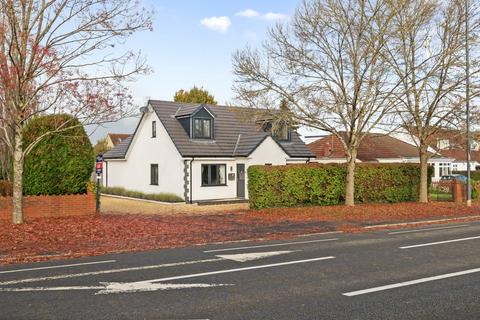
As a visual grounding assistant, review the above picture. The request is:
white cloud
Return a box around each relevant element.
[200,16,231,33]
[235,9,260,18]
[261,12,288,21]
[235,9,288,22]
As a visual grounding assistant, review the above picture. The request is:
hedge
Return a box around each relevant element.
[23,114,94,195]
[248,163,433,209]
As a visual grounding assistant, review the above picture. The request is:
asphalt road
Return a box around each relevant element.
[1,220,480,319]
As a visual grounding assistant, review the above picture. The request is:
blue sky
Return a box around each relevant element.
[128,0,298,105]
[89,0,301,142]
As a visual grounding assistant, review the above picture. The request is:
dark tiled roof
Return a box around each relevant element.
[308,133,420,161]
[174,103,216,118]
[104,135,133,159]
[105,100,313,159]
[107,133,130,146]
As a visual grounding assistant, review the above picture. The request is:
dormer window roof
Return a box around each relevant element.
[174,103,216,119]
[175,104,216,139]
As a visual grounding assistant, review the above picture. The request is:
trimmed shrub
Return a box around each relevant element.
[0,180,13,196]
[101,186,184,203]
[23,114,94,195]
[248,163,433,209]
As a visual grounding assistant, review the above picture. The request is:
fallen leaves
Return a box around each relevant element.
[1,202,479,265]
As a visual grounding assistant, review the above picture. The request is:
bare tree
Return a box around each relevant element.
[0,0,152,224]
[233,0,399,206]
[386,0,480,202]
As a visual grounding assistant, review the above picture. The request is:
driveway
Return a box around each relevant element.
[1,220,479,319]
[100,195,248,215]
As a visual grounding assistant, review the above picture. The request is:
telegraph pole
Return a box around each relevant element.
[466,0,472,207]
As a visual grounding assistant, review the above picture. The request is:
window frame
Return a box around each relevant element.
[152,121,157,138]
[192,117,212,139]
[150,163,159,185]
[201,164,227,187]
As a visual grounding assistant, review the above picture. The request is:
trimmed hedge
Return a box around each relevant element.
[23,114,94,195]
[101,186,184,203]
[248,163,433,209]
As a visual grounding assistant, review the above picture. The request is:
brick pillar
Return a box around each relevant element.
[452,179,463,203]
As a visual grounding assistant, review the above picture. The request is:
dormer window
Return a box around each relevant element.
[175,104,216,140]
[193,118,212,139]
[260,121,291,141]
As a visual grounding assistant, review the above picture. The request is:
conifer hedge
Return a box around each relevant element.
[23,114,94,195]
[247,163,432,209]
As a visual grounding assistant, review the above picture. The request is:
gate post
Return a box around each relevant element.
[452,179,463,203]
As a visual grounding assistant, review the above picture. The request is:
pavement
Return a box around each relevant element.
[1,220,480,319]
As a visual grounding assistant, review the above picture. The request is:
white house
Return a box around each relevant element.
[102,100,314,203]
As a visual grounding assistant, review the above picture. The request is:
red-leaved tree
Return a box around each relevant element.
[0,0,153,224]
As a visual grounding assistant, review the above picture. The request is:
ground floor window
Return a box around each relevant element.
[150,164,158,185]
[201,164,226,186]
[438,162,451,177]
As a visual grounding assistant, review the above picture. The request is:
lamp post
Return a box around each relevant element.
[466,0,472,207]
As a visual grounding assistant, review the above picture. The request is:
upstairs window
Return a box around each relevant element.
[150,164,158,185]
[152,121,157,138]
[193,118,211,139]
[201,164,226,186]
[274,125,290,141]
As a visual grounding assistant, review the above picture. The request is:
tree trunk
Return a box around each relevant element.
[345,149,357,206]
[419,146,429,203]
[12,124,24,224]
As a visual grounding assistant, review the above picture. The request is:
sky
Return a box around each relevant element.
[88,0,310,143]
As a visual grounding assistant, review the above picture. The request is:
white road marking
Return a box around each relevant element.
[204,238,339,253]
[0,260,116,274]
[135,256,336,285]
[0,282,232,294]
[388,225,470,235]
[400,235,480,249]
[216,251,293,262]
[0,258,224,286]
[0,250,297,286]
[343,267,480,296]
[0,256,334,295]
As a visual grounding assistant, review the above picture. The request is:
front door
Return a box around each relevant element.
[236,164,245,198]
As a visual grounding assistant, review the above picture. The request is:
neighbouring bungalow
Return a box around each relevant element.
[105,133,131,149]
[103,100,314,203]
[306,133,456,181]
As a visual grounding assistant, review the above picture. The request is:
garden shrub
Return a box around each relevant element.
[0,180,13,196]
[23,114,94,195]
[101,186,183,202]
[248,163,432,209]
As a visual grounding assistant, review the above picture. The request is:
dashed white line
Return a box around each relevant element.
[400,235,480,249]
[388,225,470,235]
[204,238,339,253]
[343,267,480,296]
[0,260,116,274]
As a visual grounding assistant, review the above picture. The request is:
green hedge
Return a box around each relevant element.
[248,163,432,209]
[23,114,94,195]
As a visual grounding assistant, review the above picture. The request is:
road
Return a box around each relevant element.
[1,220,480,319]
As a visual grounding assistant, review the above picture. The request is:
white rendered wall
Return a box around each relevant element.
[104,109,185,199]
[190,159,239,201]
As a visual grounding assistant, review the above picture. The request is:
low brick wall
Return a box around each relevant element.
[0,193,96,220]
